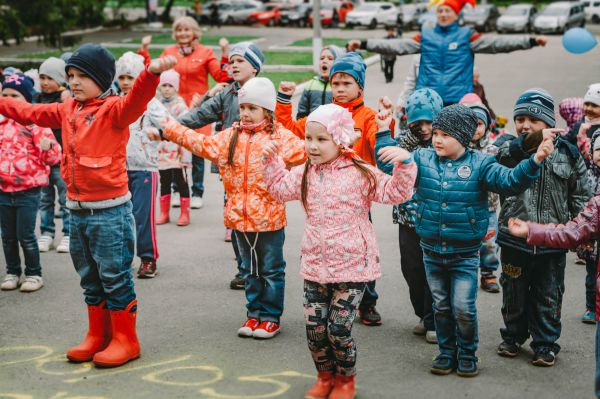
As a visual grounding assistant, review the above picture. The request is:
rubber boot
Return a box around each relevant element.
[66,301,111,362]
[329,375,356,399]
[177,197,190,226]
[93,300,140,368]
[156,195,170,225]
[304,371,335,399]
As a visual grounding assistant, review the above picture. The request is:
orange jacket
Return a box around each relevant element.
[0,69,160,202]
[164,121,306,232]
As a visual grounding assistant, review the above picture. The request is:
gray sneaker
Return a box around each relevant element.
[20,276,43,292]
[413,320,427,336]
[425,330,438,344]
[1,274,20,290]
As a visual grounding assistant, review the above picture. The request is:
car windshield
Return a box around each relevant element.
[355,4,378,12]
[504,6,529,16]
[541,6,569,16]
[463,6,487,15]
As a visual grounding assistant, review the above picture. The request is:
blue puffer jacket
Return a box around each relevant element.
[411,147,541,254]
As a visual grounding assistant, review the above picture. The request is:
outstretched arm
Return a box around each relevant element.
[262,154,303,203]
[470,34,545,54]
[0,98,62,129]
[370,161,417,205]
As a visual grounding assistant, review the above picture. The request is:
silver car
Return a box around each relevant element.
[345,2,398,29]
[398,3,428,30]
[497,3,537,33]
[533,1,586,34]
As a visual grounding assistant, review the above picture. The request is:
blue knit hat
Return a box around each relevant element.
[329,52,366,88]
[406,88,444,125]
[432,104,478,148]
[66,44,115,92]
[229,42,265,74]
[513,88,555,128]
[2,73,35,102]
[323,45,345,60]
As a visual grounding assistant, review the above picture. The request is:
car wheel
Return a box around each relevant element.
[347,23,354,29]
[226,17,233,25]
[369,19,377,29]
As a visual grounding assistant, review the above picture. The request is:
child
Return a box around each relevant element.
[381,25,398,84]
[375,88,443,343]
[494,88,591,367]
[176,41,266,291]
[0,73,61,292]
[377,103,554,377]
[156,77,306,338]
[559,97,585,135]
[0,43,177,367]
[156,69,192,228]
[296,45,344,118]
[573,84,600,163]
[262,103,417,399]
[34,57,70,254]
[117,51,166,279]
[277,52,387,326]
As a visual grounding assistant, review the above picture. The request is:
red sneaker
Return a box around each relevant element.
[253,321,280,339]
[237,318,260,337]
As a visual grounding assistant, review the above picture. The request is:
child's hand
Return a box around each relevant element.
[39,137,53,152]
[535,36,548,47]
[262,141,281,160]
[190,93,203,109]
[534,136,554,163]
[149,55,178,74]
[219,37,229,56]
[347,40,361,52]
[161,115,179,132]
[376,107,393,131]
[60,90,71,102]
[377,146,410,165]
[146,127,162,141]
[141,35,152,50]
[208,82,228,97]
[542,128,564,142]
[578,123,592,138]
[378,96,393,112]
[278,81,296,96]
[508,218,529,238]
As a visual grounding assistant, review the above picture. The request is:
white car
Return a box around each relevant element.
[586,0,600,23]
[496,4,537,33]
[345,2,398,29]
[533,1,586,34]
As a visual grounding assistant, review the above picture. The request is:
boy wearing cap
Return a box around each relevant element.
[377,103,554,377]
[495,88,591,367]
[0,44,177,368]
[34,57,70,255]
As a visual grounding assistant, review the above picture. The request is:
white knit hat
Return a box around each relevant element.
[237,77,276,112]
[39,57,66,86]
[115,51,145,79]
[584,83,600,107]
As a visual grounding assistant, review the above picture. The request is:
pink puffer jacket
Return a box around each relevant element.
[264,154,416,283]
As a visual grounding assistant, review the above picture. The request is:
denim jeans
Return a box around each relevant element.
[191,154,205,198]
[235,229,286,323]
[39,164,69,237]
[0,188,42,277]
[587,256,597,312]
[69,202,136,310]
[596,324,600,398]
[423,249,479,360]
[480,210,499,274]
[128,171,159,261]
[499,246,565,354]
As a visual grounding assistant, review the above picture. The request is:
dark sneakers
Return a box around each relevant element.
[137,260,157,278]
[430,354,456,375]
[230,274,245,290]
[532,347,556,367]
[359,306,382,326]
[456,358,479,377]
[480,272,500,293]
[497,340,521,357]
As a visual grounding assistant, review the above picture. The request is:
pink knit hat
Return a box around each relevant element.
[559,97,584,129]
[307,104,358,149]
[159,69,180,92]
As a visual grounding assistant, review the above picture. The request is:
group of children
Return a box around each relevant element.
[0,21,600,399]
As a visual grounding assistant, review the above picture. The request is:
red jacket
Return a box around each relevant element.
[0,117,61,192]
[0,68,160,202]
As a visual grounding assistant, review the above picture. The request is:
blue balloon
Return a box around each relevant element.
[562,27,598,54]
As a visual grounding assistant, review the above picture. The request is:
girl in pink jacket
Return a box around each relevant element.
[262,103,416,399]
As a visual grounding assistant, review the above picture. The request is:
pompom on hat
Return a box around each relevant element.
[307,104,358,150]
[429,0,476,14]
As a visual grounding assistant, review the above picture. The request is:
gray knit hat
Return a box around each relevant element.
[513,88,555,128]
[432,104,478,148]
[39,57,66,86]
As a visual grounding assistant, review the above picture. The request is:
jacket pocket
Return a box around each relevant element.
[78,156,112,169]
[466,207,477,233]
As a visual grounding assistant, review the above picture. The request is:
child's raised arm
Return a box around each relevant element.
[370,149,417,205]
[262,150,303,203]
[0,99,62,129]
[159,116,224,164]
[276,82,308,139]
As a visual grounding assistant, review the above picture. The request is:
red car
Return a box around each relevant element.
[247,3,291,26]
[307,1,354,27]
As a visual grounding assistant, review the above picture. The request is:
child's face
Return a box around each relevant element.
[117,75,135,95]
[67,67,102,102]
[437,5,458,26]
[471,120,487,143]
[39,74,61,94]
[410,120,433,141]
[584,101,600,120]
[331,73,361,103]
[514,115,550,135]
[593,147,600,167]
[432,129,465,160]
[159,83,176,99]
[1,88,26,102]
[305,121,341,165]
[239,103,266,124]
[174,24,196,45]
[230,55,256,84]
[319,49,335,79]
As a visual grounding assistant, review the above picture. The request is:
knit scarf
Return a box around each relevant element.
[239,119,268,134]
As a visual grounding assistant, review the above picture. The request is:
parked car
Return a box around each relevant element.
[280,3,312,27]
[496,3,537,33]
[533,1,586,34]
[307,1,356,27]
[222,1,263,25]
[417,8,438,30]
[462,4,500,32]
[247,3,291,26]
[398,3,428,30]
[345,2,398,29]
[586,0,600,23]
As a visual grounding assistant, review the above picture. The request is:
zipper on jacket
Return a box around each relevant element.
[70,104,83,200]
[321,81,328,106]
[242,133,252,231]
[533,163,546,255]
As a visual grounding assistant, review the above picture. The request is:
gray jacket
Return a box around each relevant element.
[126,98,165,172]
[178,82,240,130]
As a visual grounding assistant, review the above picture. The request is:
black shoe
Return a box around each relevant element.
[137,260,158,278]
[456,358,479,377]
[497,340,520,357]
[229,275,245,290]
[480,273,500,293]
[430,354,455,375]
[359,306,382,326]
[532,347,556,367]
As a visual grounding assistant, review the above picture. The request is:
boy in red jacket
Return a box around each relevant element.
[0,44,176,368]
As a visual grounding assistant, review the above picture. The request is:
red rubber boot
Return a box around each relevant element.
[66,301,111,362]
[93,300,140,368]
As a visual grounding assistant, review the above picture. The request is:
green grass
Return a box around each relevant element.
[289,37,351,47]
[125,34,259,46]
[15,48,165,60]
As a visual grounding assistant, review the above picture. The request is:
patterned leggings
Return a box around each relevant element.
[303,280,366,376]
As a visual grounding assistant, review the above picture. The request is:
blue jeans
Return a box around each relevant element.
[423,249,479,360]
[235,229,286,323]
[480,210,499,274]
[0,188,42,277]
[191,154,205,198]
[596,324,600,398]
[39,165,69,237]
[69,202,136,310]
[128,171,159,261]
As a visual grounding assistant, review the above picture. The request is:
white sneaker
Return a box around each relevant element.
[56,236,70,253]
[38,236,53,252]
[20,276,43,292]
[172,192,181,207]
[191,196,203,209]
[1,274,20,290]
[425,330,438,344]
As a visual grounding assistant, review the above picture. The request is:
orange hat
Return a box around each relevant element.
[430,0,476,14]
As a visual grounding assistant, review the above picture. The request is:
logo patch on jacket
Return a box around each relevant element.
[448,42,458,50]
[84,114,96,126]
[457,165,472,179]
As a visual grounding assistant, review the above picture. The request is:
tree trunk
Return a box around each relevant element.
[161,0,176,22]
